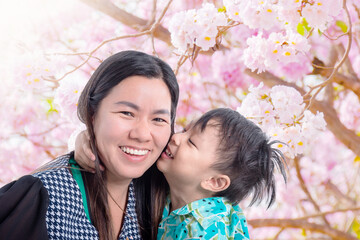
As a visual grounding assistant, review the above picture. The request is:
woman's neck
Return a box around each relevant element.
[106,171,132,197]
[106,175,132,239]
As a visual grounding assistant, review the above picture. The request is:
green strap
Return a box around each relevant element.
[69,158,91,223]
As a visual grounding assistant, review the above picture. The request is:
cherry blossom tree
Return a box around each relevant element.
[0,0,359,238]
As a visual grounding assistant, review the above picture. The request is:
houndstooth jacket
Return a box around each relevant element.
[32,153,142,240]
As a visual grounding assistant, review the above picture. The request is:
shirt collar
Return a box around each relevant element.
[164,196,240,229]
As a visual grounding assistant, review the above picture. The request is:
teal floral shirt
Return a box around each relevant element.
[157,196,250,240]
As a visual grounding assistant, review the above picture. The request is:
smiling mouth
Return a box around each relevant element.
[165,148,174,158]
[120,146,149,156]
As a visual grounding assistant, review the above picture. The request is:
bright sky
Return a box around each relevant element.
[0,0,75,64]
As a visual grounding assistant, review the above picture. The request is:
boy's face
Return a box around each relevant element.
[157,120,221,188]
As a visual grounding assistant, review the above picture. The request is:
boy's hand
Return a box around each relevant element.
[74,130,104,173]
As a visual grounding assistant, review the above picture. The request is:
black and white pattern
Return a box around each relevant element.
[33,154,142,240]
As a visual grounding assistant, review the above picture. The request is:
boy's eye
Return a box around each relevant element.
[188,138,196,148]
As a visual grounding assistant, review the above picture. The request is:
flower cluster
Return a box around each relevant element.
[168,3,227,53]
[224,0,343,32]
[238,83,326,157]
[54,74,87,125]
[301,0,343,31]
[223,0,279,30]
[243,31,311,73]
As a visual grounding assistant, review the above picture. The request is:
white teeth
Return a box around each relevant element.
[121,147,149,156]
[165,149,173,158]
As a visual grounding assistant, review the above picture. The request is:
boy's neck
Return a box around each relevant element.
[168,184,212,212]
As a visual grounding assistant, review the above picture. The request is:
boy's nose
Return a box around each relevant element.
[170,132,182,146]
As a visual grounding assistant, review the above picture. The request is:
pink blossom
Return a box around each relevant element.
[211,49,256,89]
[302,0,342,31]
[54,73,87,125]
[223,0,279,30]
[168,3,227,53]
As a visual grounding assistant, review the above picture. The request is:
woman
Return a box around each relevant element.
[0,50,179,240]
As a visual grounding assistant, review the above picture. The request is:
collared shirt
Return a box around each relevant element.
[157,196,250,240]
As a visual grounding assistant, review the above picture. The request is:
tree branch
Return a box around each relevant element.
[79,0,171,44]
[294,207,360,220]
[321,71,360,99]
[244,69,360,157]
[248,218,358,240]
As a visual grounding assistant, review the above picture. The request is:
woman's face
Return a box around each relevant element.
[93,75,172,183]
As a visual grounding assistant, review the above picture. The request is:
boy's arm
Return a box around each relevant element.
[74,130,104,172]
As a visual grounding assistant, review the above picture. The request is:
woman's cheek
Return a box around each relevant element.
[157,127,172,150]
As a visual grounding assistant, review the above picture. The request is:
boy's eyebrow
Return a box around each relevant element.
[185,119,197,130]
[115,101,170,115]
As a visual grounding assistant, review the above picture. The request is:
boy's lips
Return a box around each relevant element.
[165,147,174,158]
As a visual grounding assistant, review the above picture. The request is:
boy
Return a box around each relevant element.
[156,108,287,239]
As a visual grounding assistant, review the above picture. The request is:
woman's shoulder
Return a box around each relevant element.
[0,175,48,200]
[33,152,72,175]
[0,175,49,239]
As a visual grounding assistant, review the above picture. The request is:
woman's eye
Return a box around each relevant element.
[120,111,134,117]
[154,118,168,123]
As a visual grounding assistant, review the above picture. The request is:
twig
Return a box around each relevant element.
[294,156,331,226]
[311,63,334,70]
[301,0,353,114]
[149,0,157,26]
[273,228,285,240]
[174,54,189,75]
[324,180,357,206]
[248,218,358,240]
[55,0,173,82]
[55,31,151,82]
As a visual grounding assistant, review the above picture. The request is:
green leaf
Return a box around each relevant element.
[351,219,360,238]
[318,29,323,36]
[336,20,348,33]
[218,6,226,13]
[297,18,312,36]
[297,22,305,36]
[46,98,59,115]
[302,18,311,32]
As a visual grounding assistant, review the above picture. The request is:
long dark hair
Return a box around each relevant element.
[77,50,178,239]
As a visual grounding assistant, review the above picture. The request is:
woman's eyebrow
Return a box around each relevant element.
[153,109,170,115]
[115,101,170,115]
[115,101,139,110]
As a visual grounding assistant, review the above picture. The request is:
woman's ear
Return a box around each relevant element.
[200,174,230,192]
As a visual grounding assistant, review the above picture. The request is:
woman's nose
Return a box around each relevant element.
[129,120,152,142]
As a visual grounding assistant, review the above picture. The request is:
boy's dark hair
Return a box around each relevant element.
[194,108,287,208]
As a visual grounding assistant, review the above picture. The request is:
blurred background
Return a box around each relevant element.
[0,0,359,239]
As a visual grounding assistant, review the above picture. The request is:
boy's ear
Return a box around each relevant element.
[200,174,230,192]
